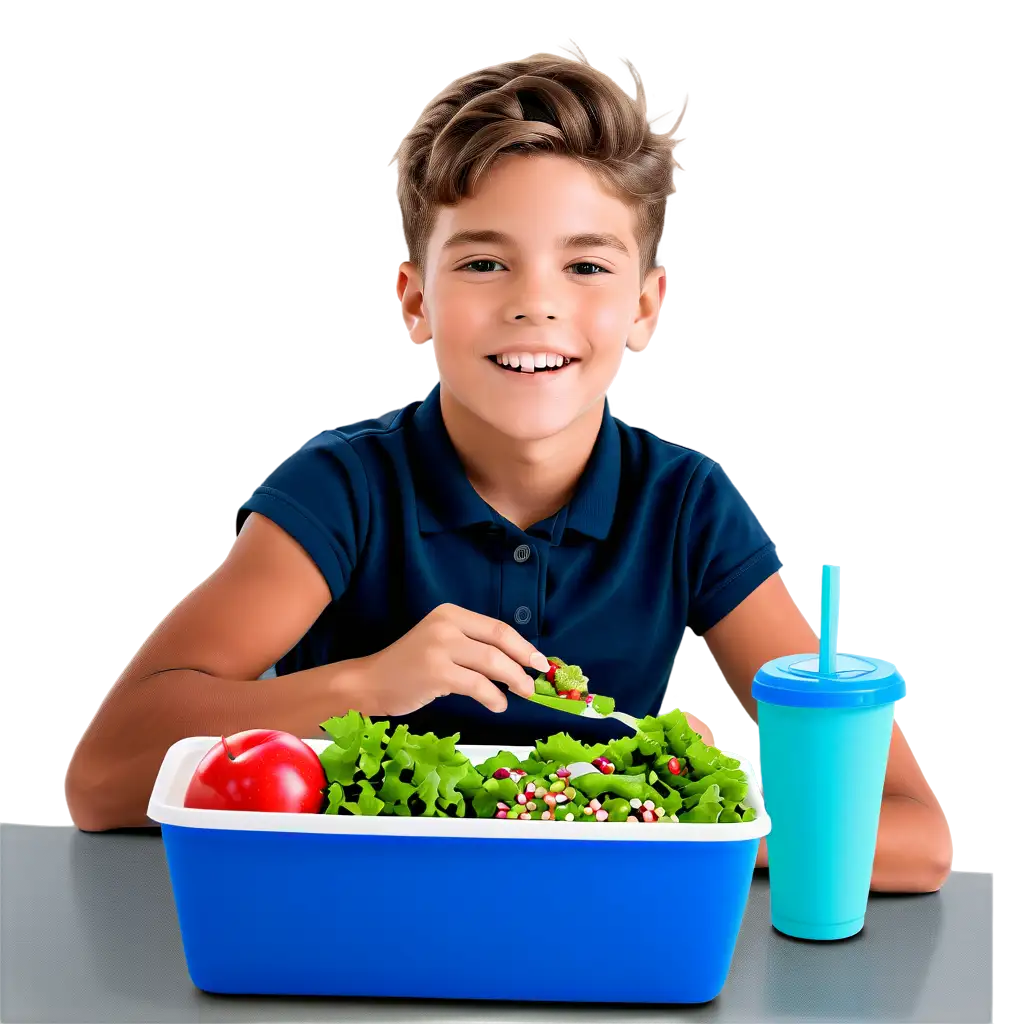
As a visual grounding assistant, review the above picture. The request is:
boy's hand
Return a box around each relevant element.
[684,713,714,748]
[352,603,550,716]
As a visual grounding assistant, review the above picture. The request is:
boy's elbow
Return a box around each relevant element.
[914,811,954,893]
[872,797,953,893]
[65,752,138,833]
[921,836,954,893]
[65,758,107,831]
[70,811,114,833]
[910,854,952,894]
[66,785,143,833]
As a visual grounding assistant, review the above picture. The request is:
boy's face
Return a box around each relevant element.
[398,153,666,443]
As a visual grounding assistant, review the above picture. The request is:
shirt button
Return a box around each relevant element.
[514,606,532,625]
[513,543,532,563]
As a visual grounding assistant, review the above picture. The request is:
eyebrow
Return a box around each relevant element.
[441,229,630,256]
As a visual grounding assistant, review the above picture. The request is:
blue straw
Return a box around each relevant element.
[820,565,840,675]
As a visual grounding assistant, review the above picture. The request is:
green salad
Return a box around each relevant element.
[316,659,756,824]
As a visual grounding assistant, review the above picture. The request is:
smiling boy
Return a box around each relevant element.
[65,48,952,892]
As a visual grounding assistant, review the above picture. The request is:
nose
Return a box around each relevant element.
[503,265,560,324]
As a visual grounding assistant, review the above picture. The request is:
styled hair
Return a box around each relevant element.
[390,41,686,283]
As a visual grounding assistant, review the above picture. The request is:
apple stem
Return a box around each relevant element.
[221,736,235,761]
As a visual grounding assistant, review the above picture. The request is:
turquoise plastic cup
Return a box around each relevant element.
[751,566,906,940]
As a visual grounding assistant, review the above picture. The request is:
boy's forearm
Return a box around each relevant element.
[754,793,952,893]
[65,659,371,832]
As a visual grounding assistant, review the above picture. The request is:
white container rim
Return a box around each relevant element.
[148,737,771,843]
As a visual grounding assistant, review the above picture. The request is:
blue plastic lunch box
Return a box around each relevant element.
[148,737,771,1004]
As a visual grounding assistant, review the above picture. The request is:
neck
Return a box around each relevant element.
[438,383,604,531]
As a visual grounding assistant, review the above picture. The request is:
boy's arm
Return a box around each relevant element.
[64,512,372,832]
[702,572,953,893]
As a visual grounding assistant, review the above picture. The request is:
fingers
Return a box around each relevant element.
[455,635,538,700]
[440,604,550,677]
[445,664,509,714]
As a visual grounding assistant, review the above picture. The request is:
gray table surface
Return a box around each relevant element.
[1,823,991,1024]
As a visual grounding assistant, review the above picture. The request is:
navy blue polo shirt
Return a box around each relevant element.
[236,383,781,747]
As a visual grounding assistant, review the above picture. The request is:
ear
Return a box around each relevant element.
[397,262,433,345]
[626,266,667,354]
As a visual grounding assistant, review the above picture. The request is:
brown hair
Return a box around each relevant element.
[390,41,687,283]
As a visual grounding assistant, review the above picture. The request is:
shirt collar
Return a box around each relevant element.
[560,396,621,542]
[409,383,620,543]
[409,384,496,536]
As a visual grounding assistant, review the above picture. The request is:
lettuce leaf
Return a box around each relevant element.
[379,759,416,813]
[602,734,639,771]
[475,751,523,778]
[678,785,723,823]
[533,732,606,767]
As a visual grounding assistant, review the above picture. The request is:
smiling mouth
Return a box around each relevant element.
[486,355,576,374]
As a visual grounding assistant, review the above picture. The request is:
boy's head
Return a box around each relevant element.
[392,45,685,444]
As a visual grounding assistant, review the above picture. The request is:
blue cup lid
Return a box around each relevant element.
[752,653,906,708]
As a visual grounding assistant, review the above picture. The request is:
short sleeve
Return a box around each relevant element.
[683,460,782,636]
[236,432,370,602]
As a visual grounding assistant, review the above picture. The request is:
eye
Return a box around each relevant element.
[570,262,609,275]
[458,259,506,273]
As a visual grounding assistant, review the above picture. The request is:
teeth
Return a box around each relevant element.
[492,352,572,371]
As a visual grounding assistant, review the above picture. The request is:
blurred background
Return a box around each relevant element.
[2,0,1017,891]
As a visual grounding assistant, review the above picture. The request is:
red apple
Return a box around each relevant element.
[183,729,327,813]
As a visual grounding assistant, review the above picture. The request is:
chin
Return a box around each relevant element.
[440,363,606,441]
